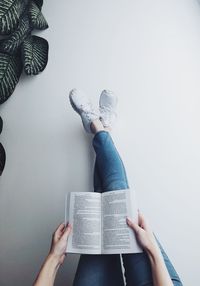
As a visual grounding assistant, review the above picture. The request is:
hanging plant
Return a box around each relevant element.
[0,116,6,175]
[0,0,49,105]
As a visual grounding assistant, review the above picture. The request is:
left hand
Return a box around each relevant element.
[49,223,72,265]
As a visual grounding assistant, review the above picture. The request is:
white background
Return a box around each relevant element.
[0,0,200,285]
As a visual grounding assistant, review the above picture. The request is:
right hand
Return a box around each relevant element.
[126,212,159,254]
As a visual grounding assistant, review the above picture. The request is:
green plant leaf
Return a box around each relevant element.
[0,52,23,104]
[0,14,31,54]
[0,116,3,134]
[0,0,28,35]
[28,1,48,30]
[0,142,6,175]
[33,0,43,10]
[22,35,48,75]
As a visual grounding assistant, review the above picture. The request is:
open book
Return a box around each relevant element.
[65,189,142,254]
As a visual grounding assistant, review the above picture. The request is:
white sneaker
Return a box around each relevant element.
[99,90,118,128]
[69,89,99,133]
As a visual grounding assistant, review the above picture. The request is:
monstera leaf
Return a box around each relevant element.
[28,1,48,30]
[0,0,28,35]
[21,35,48,75]
[34,0,43,10]
[0,52,23,104]
[0,142,6,175]
[0,14,31,54]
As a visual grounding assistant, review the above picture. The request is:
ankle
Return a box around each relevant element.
[104,126,112,132]
[90,119,105,134]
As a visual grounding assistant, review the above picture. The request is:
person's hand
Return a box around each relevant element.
[126,212,159,254]
[33,224,72,286]
[49,223,72,265]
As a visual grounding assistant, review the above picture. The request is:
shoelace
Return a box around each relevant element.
[100,105,114,114]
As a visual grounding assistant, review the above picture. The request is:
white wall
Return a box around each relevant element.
[0,0,199,285]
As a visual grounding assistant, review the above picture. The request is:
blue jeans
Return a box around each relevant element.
[73,131,183,286]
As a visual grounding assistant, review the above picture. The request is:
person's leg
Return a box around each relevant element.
[93,159,103,192]
[69,89,182,286]
[91,120,129,192]
[73,121,124,286]
[91,119,183,286]
[122,248,183,286]
[73,254,124,286]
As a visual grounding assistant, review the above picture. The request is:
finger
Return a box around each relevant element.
[138,211,149,230]
[55,223,65,233]
[61,224,72,241]
[126,217,140,233]
[54,223,65,240]
[60,254,66,265]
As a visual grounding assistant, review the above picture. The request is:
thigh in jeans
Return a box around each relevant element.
[122,252,153,286]
[122,241,183,286]
[73,254,124,286]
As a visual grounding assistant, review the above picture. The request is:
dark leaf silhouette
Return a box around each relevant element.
[0,116,3,134]
[0,0,28,35]
[34,0,43,10]
[0,14,31,54]
[0,142,6,175]
[22,35,49,75]
[28,1,48,30]
[0,52,23,104]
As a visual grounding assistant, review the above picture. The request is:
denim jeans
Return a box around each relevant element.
[73,131,183,286]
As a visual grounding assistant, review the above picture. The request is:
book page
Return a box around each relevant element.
[102,189,142,254]
[66,192,102,254]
